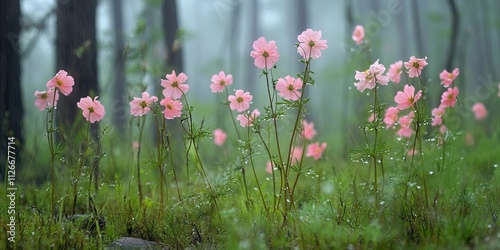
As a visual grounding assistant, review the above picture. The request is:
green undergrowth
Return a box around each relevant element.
[2,130,500,249]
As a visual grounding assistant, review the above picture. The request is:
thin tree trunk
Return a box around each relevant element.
[56,0,99,185]
[112,0,128,133]
[244,0,258,95]
[445,0,459,71]
[0,0,23,178]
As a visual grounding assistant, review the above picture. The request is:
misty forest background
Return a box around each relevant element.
[1,0,500,182]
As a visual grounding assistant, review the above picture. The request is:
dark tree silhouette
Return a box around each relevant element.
[445,0,459,71]
[112,0,128,133]
[55,0,99,186]
[56,0,98,134]
[0,0,23,177]
[162,0,183,72]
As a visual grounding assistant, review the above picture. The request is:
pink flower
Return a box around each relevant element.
[384,106,399,128]
[387,60,403,83]
[352,25,364,45]
[276,76,302,101]
[236,109,260,127]
[161,70,189,99]
[368,113,376,122]
[439,125,447,134]
[266,161,274,174]
[354,59,389,92]
[397,114,413,138]
[77,96,105,123]
[213,128,227,146]
[210,71,233,93]
[394,84,422,110]
[439,68,460,87]
[297,29,328,60]
[130,92,158,116]
[431,106,446,126]
[46,70,75,96]
[250,37,280,69]
[404,56,428,78]
[407,148,418,156]
[306,142,327,160]
[160,97,183,119]
[290,147,303,164]
[228,89,252,112]
[34,89,59,111]
[301,120,317,140]
[440,87,459,108]
[472,102,488,120]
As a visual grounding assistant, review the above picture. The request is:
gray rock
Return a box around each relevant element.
[106,237,169,250]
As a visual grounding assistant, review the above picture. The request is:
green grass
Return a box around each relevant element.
[3,124,500,249]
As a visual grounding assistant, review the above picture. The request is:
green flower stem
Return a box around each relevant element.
[47,89,58,220]
[372,85,380,210]
[284,58,311,211]
[222,87,250,203]
[181,94,219,211]
[256,131,277,211]
[166,132,182,201]
[246,125,268,211]
[135,116,146,206]
[152,110,165,215]
[262,60,286,213]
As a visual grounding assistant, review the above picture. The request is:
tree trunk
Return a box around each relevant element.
[162,0,183,72]
[111,0,128,133]
[56,0,98,134]
[161,0,183,163]
[56,0,99,185]
[0,0,23,177]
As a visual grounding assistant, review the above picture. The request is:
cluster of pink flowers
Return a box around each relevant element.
[430,68,461,127]
[35,70,105,123]
[301,120,327,161]
[129,70,188,120]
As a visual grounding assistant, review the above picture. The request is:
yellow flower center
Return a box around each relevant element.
[219,80,225,86]
[308,41,315,47]
[412,62,420,68]
[140,101,147,109]
[287,84,294,91]
[89,107,95,113]
[41,93,48,99]
[262,51,269,58]
[56,79,63,87]
[171,81,178,88]
[237,97,243,103]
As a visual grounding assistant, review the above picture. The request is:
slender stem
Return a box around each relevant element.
[152,110,165,215]
[182,93,219,210]
[290,140,308,203]
[224,87,241,140]
[223,87,249,203]
[257,131,277,210]
[262,60,286,214]
[136,116,146,205]
[166,133,182,201]
[372,86,379,209]
[47,89,58,219]
[247,125,268,211]
[285,59,311,211]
